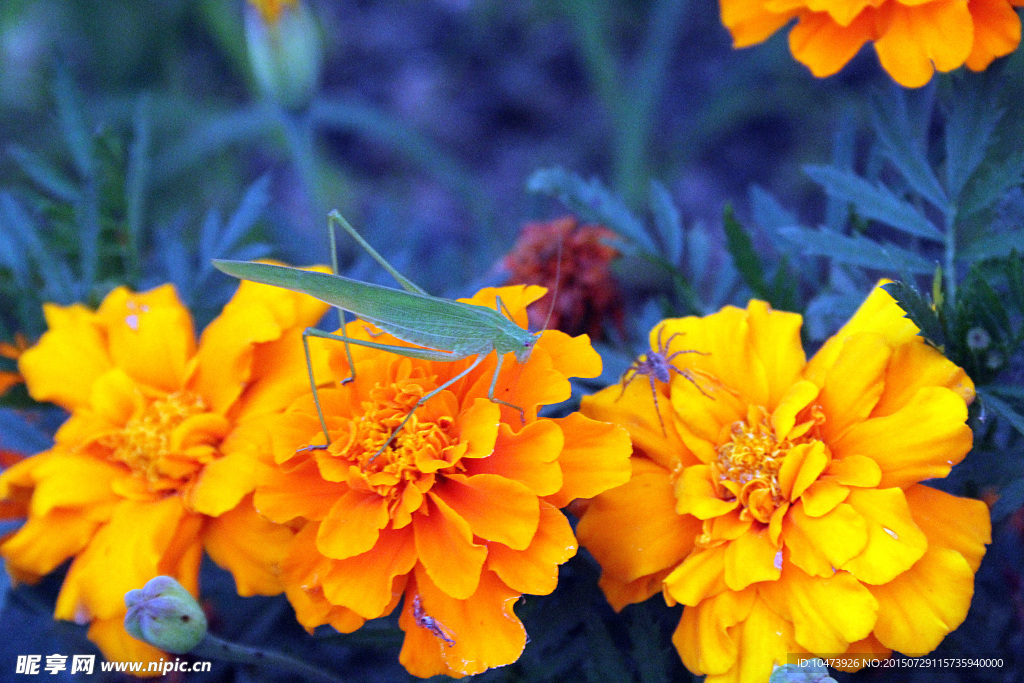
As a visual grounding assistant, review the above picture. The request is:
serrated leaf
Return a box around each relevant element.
[723,205,769,298]
[7,144,79,202]
[871,90,949,211]
[881,280,947,348]
[649,180,682,263]
[960,150,1024,218]
[978,388,1024,440]
[960,267,1012,337]
[960,228,1024,262]
[1006,251,1024,309]
[779,226,936,274]
[126,96,151,246]
[0,192,75,302]
[944,80,1001,200]
[804,165,941,240]
[527,167,656,252]
[749,184,797,238]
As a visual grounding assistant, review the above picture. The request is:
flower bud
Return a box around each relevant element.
[124,576,208,654]
[245,0,323,110]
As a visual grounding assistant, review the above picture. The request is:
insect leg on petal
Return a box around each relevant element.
[412,594,457,648]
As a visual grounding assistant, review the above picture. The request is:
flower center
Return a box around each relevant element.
[336,375,462,501]
[711,405,823,523]
[101,390,214,492]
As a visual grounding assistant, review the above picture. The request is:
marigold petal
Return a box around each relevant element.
[786,441,829,503]
[817,332,890,441]
[663,545,730,606]
[784,501,868,577]
[672,589,757,676]
[24,452,121,519]
[186,447,256,517]
[746,300,806,409]
[414,494,487,599]
[97,285,195,393]
[724,526,781,591]
[832,387,971,488]
[599,568,672,612]
[87,616,165,676]
[675,464,740,519]
[255,454,347,522]
[966,0,1022,69]
[806,281,919,384]
[721,0,798,47]
[873,341,975,416]
[874,0,974,87]
[55,497,188,622]
[800,478,850,517]
[317,490,390,559]
[322,526,416,618]
[399,568,525,678]
[459,285,545,329]
[904,484,991,572]
[789,11,875,79]
[867,544,975,653]
[546,412,631,508]
[771,380,820,443]
[1,508,101,578]
[18,304,111,411]
[826,454,882,488]
[235,326,333,420]
[452,398,500,459]
[841,488,927,584]
[535,329,602,379]
[466,420,562,495]
[486,500,576,595]
[203,497,292,596]
[579,468,701,584]
[434,473,539,550]
[759,564,878,653]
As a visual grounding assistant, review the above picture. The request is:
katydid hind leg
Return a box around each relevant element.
[301,328,334,451]
[484,353,526,423]
[327,210,428,296]
[369,353,489,462]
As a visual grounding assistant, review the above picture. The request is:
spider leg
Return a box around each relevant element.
[667,364,715,399]
[648,372,668,435]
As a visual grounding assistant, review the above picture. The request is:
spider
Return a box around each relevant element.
[617,326,712,435]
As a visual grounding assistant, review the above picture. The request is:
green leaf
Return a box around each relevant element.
[723,204,769,298]
[960,150,1024,218]
[528,167,656,252]
[7,144,79,202]
[1007,250,1024,310]
[944,78,1001,200]
[881,280,947,349]
[125,95,151,251]
[779,227,936,274]
[960,228,1024,262]
[53,65,93,179]
[804,165,941,240]
[871,89,949,211]
[749,184,798,238]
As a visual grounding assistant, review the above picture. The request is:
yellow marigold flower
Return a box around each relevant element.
[578,282,990,683]
[250,285,632,679]
[0,278,329,671]
[721,0,1024,87]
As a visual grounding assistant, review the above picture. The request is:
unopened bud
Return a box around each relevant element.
[124,576,207,654]
[245,0,323,110]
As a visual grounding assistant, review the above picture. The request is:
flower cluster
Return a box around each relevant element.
[0,278,329,669]
[720,0,1024,87]
[250,285,632,678]
[577,283,991,682]
[503,216,624,340]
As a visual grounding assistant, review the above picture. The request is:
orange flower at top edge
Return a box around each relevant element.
[577,282,991,683]
[720,0,1024,87]
[248,0,299,26]
[249,285,633,679]
[0,276,330,672]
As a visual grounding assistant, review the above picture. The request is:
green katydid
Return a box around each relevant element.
[212,210,541,460]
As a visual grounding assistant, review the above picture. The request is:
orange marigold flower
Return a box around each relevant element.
[721,0,1024,88]
[578,282,991,682]
[250,285,632,679]
[248,0,298,25]
[504,216,624,340]
[0,278,329,671]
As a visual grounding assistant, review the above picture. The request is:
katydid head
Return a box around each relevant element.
[514,331,541,364]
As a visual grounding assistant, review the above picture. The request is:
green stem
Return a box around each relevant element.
[193,633,347,683]
[945,206,957,302]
